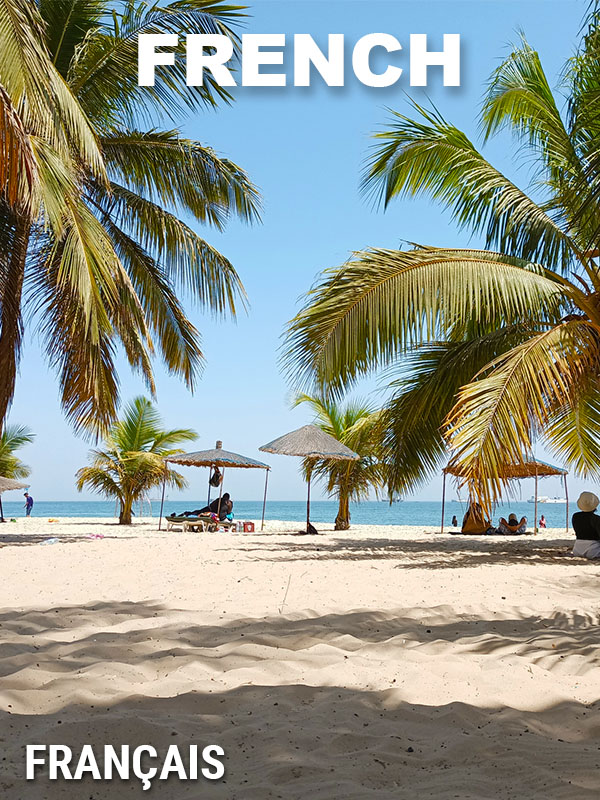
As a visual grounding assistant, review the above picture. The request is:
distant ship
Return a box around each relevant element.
[527,496,567,504]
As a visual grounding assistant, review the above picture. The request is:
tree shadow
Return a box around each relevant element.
[0,601,599,798]
[224,535,595,570]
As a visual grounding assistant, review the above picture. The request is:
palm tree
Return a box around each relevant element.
[76,395,196,524]
[294,394,384,530]
[0,424,35,479]
[0,0,260,435]
[284,10,600,508]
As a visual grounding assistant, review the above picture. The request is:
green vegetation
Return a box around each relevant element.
[76,395,196,524]
[294,394,384,530]
[285,9,600,508]
[0,0,259,435]
[0,424,35,479]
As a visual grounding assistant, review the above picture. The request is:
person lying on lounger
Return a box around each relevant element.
[572,491,600,559]
[497,513,528,535]
[187,493,233,522]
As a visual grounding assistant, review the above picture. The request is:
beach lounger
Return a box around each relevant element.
[165,515,188,531]
[183,517,211,532]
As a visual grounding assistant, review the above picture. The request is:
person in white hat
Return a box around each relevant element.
[572,491,600,559]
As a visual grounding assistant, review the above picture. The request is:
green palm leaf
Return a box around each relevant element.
[67,0,247,126]
[446,319,600,504]
[284,247,564,394]
[363,100,576,271]
[77,396,197,522]
[0,423,34,478]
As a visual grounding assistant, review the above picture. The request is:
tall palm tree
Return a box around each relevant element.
[284,10,600,508]
[294,394,384,530]
[0,424,34,479]
[0,0,260,435]
[76,395,196,523]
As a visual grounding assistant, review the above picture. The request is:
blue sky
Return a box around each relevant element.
[10,0,590,502]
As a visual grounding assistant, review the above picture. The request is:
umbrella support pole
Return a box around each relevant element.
[534,473,538,534]
[158,470,167,531]
[306,463,312,533]
[216,470,224,521]
[440,471,446,534]
[0,495,4,522]
[261,469,269,531]
[564,474,569,533]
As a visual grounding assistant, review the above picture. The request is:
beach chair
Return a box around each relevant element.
[165,515,188,531]
[183,516,212,533]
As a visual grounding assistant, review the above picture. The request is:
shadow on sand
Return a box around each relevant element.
[226,534,595,570]
[0,600,599,798]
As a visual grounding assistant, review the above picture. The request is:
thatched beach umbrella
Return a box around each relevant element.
[0,477,30,522]
[260,425,359,533]
[159,441,271,530]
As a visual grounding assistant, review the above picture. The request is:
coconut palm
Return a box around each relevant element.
[284,10,600,507]
[0,424,35,479]
[294,394,385,530]
[76,395,196,523]
[0,0,260,435]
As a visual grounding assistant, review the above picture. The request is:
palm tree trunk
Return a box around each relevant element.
[119,494,134,525]
[0,217,29,432]
[335,491,351,530]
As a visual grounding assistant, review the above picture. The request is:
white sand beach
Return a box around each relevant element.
[0,518,599,799]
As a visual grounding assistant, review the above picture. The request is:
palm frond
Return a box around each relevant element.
[445,319,600,505]
[362,100,577,270]
[0,422,34,478]
[94,181,248,315]
[101,129,261,227]
[284,247,564,394]
[482,36,583,185]
[379,325,534,496]
[69,0,248,126]
[102,218,205,387]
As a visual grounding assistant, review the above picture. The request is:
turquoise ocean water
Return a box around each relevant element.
[0,499,572,527]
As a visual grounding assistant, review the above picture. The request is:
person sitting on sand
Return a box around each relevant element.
[459,503,492,535]
[497,512,528,535]
[571,491,600,559]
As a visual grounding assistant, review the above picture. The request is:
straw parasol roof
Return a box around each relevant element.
[166,441,269,469]
[158,441,271,532]
[259,425,359,534]
[259,425,359,461]
[0,477,30,522]
[0,477,29,492]
[443,459,567,480]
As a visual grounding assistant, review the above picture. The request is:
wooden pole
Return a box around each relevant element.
[216,468,224,520]
[440,471,446,534]
[158,468,167,530]
[261,469,269,531]
[0,494,4,522]
[564,474,569,533]
[306,462,313,533]
[534,472,538,534]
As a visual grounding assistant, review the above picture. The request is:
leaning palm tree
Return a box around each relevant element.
[284,10,600,508]
[294,394,384,530]
[0,424,35,479]
[0,0,260,435]
[76,396,196,524]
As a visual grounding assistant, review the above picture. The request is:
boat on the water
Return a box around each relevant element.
[527,496,567,504]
